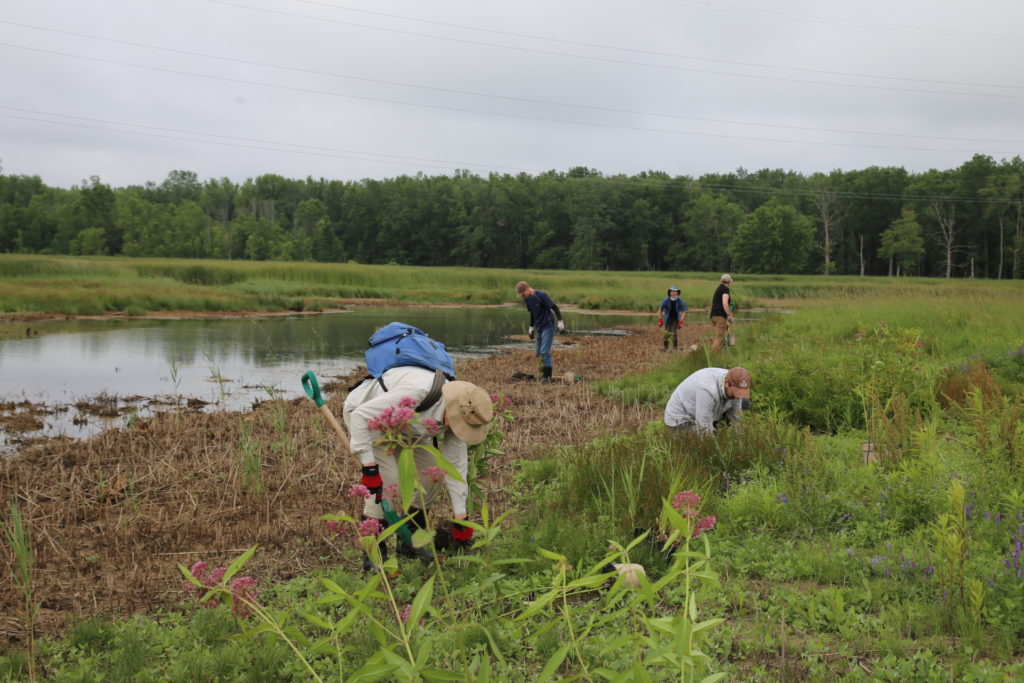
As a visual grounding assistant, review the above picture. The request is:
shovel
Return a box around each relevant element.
[301,371,418,547]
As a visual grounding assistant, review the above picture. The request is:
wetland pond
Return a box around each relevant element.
[1,306,652,449]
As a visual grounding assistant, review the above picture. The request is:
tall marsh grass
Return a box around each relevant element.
[5,253,1024,316]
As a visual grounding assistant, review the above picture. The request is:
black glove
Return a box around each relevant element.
[361,464,383,502]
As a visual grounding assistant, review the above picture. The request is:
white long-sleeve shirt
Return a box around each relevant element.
[343,366,469,514]
[663,367,743,433]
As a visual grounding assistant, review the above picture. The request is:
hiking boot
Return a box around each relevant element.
[540,366,553,383]
[397,537,438,563]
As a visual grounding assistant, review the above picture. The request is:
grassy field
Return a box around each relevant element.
[5,253,1024,317]
[3,263,1024,680]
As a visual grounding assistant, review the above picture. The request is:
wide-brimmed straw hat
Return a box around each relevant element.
[441,381,494,445]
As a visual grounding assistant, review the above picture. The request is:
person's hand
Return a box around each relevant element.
[361,464,383,502]
[557,320,565,332]
[657,319,663,327]
[528,326,535,340]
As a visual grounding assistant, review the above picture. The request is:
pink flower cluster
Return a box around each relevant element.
[348,484,372,499]
[367,397,417,434]
[184,561,259,617]
[421,417,442,436]
[421,466,446,484]
[670,490,717,538]
[358,517,384,538]
[324,520,345,535]
[383,482,401,504]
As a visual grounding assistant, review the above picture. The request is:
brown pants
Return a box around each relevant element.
[711,316,728,352]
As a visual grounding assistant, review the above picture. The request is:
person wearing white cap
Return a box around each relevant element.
[664,366,751,434]
[344,367,494,565]
[709,274,734,352]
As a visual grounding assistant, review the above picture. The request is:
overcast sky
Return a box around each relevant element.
[2,0,1023,188]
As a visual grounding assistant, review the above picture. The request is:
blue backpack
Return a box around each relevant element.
[365,322,456,380]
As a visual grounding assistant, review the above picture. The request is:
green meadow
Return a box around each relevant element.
[3,260,1024,680]
[5,253,1023,317]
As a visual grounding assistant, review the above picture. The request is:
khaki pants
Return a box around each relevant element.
[710,316,728,352]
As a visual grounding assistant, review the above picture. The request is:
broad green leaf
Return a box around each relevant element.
[178,563,203,587]
[302,612,332,630]
[517,587,559,620]
[407,576,435,633]
[281,625,312,648]
[537,547,567,562]
[699,673,727,683]
[399,448,417,511]
[692,617,725,634]
[347,659,397,683]
[478,652,492,682]
[222,544,258,583]
[430,450,465,483]
[538,644,570,682]
[318,577,348,595]
[411,528,433,549]
[421,671,464,681]
[480,625,507,664]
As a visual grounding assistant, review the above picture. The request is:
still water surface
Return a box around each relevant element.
[1,307,648,447]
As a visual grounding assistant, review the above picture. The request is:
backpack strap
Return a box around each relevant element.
[416,369,447,413]
[374,368,446,412]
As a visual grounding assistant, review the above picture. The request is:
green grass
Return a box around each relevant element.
[6,271,1024,680]
[5,253,1024,316]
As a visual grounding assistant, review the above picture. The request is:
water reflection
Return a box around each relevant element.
[0,307,649,448]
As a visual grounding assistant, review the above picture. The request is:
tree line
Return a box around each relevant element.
[1,155,1022,277]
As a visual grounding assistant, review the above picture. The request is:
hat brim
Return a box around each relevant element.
[731,386,750,399]
[441,382,493,445]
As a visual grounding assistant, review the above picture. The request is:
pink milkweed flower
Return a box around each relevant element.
[324,520,345,535]
[348,484,372,499]
[421,417,442,436]
[400,603,412,623]
[228,576,259,618]
[421,466,445,484]
[489,393,500,404]
[357,518,384,538]
[693,516,717,538]
[383,483,401,503]
[672,490,701,518]
[398,396,418,409]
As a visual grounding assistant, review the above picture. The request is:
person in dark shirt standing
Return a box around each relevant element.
[709,274,733,352]
[516,280,564,383]
[658,286,688,352]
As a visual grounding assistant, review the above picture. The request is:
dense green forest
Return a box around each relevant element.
[1,154,1022,277]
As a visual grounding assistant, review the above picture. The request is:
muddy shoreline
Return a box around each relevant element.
[0,322,708,638]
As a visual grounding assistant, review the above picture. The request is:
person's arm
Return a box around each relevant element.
[723,293,732,321]
[679,300,688,326]
[724,400,743,426]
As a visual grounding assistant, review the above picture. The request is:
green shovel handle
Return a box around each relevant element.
[301,371,325,407]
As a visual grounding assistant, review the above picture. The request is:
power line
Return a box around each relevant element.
[634,0,1024,44]
[269,0,1024,90]
[0,42,1014,157]
[4,19,1021,146]
[204,0,1023,99]
[1,106,1016,206]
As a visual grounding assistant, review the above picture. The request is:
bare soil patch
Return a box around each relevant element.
[1,323,709,637]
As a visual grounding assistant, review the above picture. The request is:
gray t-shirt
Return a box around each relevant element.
[663,367,743,433]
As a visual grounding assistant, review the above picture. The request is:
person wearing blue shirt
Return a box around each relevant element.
[515,280,564,383]
[658,286,688,352]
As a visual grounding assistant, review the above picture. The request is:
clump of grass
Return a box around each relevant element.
[5,498,37,682]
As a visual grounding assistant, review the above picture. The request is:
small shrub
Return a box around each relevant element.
[935,360,1002,410]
